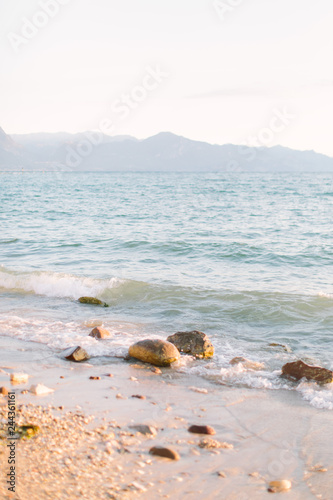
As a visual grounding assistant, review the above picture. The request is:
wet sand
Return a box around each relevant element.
[0,336,332,499]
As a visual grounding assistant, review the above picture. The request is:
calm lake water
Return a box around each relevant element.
[1,172,332,409]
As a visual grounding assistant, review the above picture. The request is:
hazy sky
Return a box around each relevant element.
[1,0,333,155]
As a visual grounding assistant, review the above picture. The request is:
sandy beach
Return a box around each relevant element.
[0,335,332,499]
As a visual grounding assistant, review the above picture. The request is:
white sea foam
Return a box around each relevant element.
[0,267,123,300]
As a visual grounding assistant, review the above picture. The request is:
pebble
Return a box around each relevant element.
[151,367,162,374]
[89,376,101,380]
[29,384,54,395]
[131,395,146,399]
[10,372,29,384]
[268,480,292,493]
[116,394,127,400]
[149,446,180,461]
[188,425,216,435]
[217,471,226,478]
[129,425,157,436]
[189,387,208,394]
[0,387,9,395]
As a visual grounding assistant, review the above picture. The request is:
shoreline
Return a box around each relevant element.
[0,335,332,499]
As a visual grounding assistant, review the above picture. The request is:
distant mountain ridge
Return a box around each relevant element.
[1,127,333,172]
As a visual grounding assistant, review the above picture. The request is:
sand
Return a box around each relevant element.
[0,335,332,499]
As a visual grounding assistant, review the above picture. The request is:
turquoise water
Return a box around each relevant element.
[0,172,332,408]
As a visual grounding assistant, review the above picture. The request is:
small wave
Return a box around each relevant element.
[0,267,124,300]
[0,238,19,244]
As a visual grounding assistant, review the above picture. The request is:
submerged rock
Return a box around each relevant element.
[281,360,333,385]
[63,346,90,362]
[230,357,265,370]
[166,330,214,358]
[89,327,111,339]
[128,339,180,367]
[149,446,180,460]
[78,296,108,307]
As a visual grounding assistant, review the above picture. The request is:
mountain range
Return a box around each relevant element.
[1,126,333,173]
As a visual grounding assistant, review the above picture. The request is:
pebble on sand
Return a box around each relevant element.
[129,424,157,436]
[29,384,54,395]
[149,446,180,460]
[188,425,216,435]
[0,386,9,395]
[10,373,29,384]
[268,480,292,493]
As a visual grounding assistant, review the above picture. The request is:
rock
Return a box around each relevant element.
[217,471,227,478]
[128,339,180,367]
[63,346,90,362]
[78,296,108,307]
[268,480,292,493]
[149,446,180,460]
[151,367,162,374]
[188,425,216,435]
[129,425,157,436]
[89,376,101,380]
[131,395,146,399]
[10,373,29,384]
[199,439,233,449]
[230,357,265,370]
[29,384,54,395]
[281,360,333,384]
[269,343,292,353]
[0,386,9,395]
[89,327,111,339]
[166,330,214,358]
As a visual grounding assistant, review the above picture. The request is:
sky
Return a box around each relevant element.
[1,0,333,156]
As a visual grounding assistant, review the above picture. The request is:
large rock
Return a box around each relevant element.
[63,346,90,362]
[281,360,333,385]
[89,327,111,339]
[166,330,214,359]
[128,339,180,367]
[78,296,108,307]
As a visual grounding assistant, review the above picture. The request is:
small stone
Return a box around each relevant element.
[89,376,101,380]
[78,296,108,307]
[21,390,28,394]
[60,376,64,379]
[151,367,162,374]
[89,327,111,339]
[189,387,208,394]
[217,471,226,478]
[128,339,180,367]
[10,373,29,384]
[129,424,157,436]
[149,446,180,460]
[63,346,90,362]
[131,395,146,399]
[166,330,214,358]
[0,386,9,395]
[116,394,127,399]
[281,360,333,384]
[29,384,54,395]
[188,425,216,435]
[268,480,292,493]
